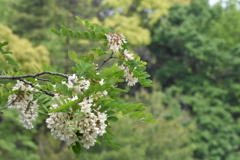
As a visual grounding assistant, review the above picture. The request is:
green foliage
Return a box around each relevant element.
[51,17,110,41]
[101,0,190,46]
[0,109,41,160]
[206,3,240,50]
[149,1,240,159]
[0,24,49,72]
[0,42,19,69]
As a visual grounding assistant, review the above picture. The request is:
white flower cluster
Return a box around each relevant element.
[105,32,139,86]
[106,33,127,53]
[7,80,39,129]
[63,74,90,94]
[77,111,107,149]
[46,75,108,149]
[119,50,139,86]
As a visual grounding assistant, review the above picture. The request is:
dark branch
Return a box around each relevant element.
[19,79,55,97]
[0,90,21,114]
[0,71,70,80]
[96,52,115,70]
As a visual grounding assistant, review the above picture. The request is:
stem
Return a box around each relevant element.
[96,52,115,70]
[19,79,55,97]
[0,71,70,80]
[0,89,21,114]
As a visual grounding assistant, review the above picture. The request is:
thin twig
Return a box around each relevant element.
[0,90,21,114]
[19,79,35,87]
[96,52,115,70]
[0,71,70,80]
[19,79,55,97]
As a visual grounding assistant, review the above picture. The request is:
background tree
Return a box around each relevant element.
[148,0,240,159]
[0,24,49,73]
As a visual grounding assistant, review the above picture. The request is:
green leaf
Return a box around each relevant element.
[38,109,47,115]
[68,29,75,37]
[95,26,103,32]
[129,111,139,118]
[136,66,146,72]
[76,31,82,38]
[148,119,157,123]
[89,31,96,39]
[60,25,68,36]
[0,41,8,47]
[96,33,106,39]
[76,60,94,76]
[49,29,61,36]
[99,106,109,112]
[68,51,77,61]
[3,55,19,69]
[73,105,82,112]
[95,139,101,145]
[107,116,118,122]
[102,83,110,90]
[142,83,154,87]
[42,63,53,71]
[76,142,81,150]
[144,113,152,121]
[49,99,79,113]
[114,88,127,93]
[95,84,102,92]
[84,20,91,27]
[139,73,150,78]
[139,77,146,84]
[72,145,81,155]
[70,126,82,131]
[42,104,49,112]
[110,144,121,149]
[75,16,84,25]
[137,112,145,119]
[89,25,95,31]
[106,111,115,116]
[62,84,69,93]
[83,31,89,38]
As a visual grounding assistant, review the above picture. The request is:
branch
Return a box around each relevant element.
[0,78,55,114]
[96,52,115,70]
[0,90,22,114]
[19,79,55,97]
[0,71,70,80]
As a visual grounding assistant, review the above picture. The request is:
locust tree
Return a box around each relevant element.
[0,17,155,155]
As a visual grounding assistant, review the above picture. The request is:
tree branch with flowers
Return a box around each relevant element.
[0,17,155,155]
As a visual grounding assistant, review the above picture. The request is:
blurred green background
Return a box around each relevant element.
[1,0,240,159]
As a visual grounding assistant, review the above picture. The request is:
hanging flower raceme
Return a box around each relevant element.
[106,33,127,53]
[119,50,139,86]
[7,80,39,129]
[46,75,108,149]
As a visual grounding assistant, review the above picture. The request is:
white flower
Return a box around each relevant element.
[122,49,134,60]
[7,80,39,129]
[118,50,139,86]
[79,98,93,113]
[64,75,90,94]
[119,63,138,86]
[45,76,109,149]
[106,33,127,53]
